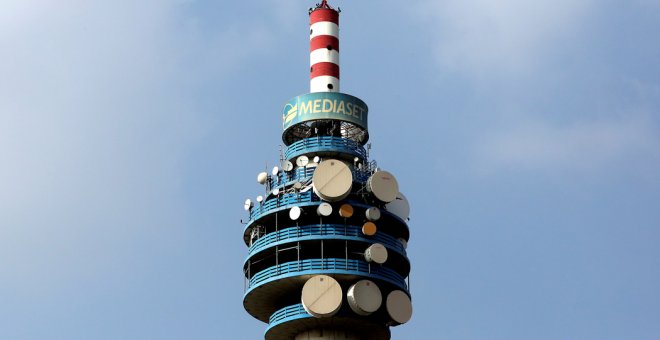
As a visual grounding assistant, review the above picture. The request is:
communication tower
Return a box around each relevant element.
[242,2,412,339]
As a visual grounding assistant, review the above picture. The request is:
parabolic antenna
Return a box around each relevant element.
[313,156,321,163]
[301,275,342,318]
[385,192,410,221]
[398,238,408,250]
[364,243,387,264]
[289,206,302,220]
[367,171,399,203]
[296,155,309,167]
[256,195,264,203]
[365,207,381,221]
[317,202,333,217]
[272,188,280,196]
[386,290,413,324]
[339,204,354,218]
[312,159,353,202]
[293,182,303,190]
[362,222,377,236]
[282,160,294,172]
[243,199,253,211]
[257,172,268,185]
[347,280,382,316]
[272,166,280,176]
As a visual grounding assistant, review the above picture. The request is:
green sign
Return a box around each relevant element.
[282,92,369,131]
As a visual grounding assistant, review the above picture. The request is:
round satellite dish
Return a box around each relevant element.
[243,199,253,211]
[354,157,359,163]
[365,207,381,221]
[398,238,408,250]
[296,155,310,167]
[362,222,377,236]
[256,195,264,203]
[313,156,321,163]
[317,203,333,217]
[386,290,413,324]
[339,204,354,218]
[289,206,302,220]
[301,275,342,318]
[364,243,387,264]
[312,159,353,202]
[385,192,410,221]
[272,166,280,176]
[282,160,294,172]
[367,171,399,203]
[272,188,280,196]
[293,182,303,190]
[257,172,268,185]
[347,280,382,316]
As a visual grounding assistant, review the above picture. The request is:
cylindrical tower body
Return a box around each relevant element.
[241,2,413,339]
[310,7,340,92]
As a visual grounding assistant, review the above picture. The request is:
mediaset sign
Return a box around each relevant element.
[282,92,369,131]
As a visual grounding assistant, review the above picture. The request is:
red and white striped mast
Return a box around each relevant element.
[309,0,340,93]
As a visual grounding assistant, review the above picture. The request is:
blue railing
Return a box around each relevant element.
[268,303,308,325]
[285,136,367,161]
[248,224,406,256]
[247,258,408,292]
[248,191,317,220]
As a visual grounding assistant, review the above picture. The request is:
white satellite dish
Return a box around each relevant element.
[272,188,280,196]
[312,159,353,202]
[385,192,410,221]
[367,171,399,203]
[364,243,388,264]
[317,203,333,217]
[289,206,302,220]
[282,160,294,172]
[293,182,303,190]
[313,156,321,163]
[386,290,413,324]
[365,207,381,221]
[272,166,280,176]
[347,280,382,316]
[257,172,268,185]
[301,275,342,318]
[256,195,264,203]
[296,155,309,167]
[243,199,253,211]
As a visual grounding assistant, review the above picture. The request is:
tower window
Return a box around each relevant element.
[310,29,313,35]
[327,45,333,50]
[327,84,334,90]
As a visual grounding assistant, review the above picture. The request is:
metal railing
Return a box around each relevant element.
[248,224,406,256]
[247,258,408,292]
[249,191,317,220]
[268,303,307,325]
[284,136,367,161]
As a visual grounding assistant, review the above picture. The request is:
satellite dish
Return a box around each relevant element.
[243,199,253,211]
[386,290,413,325]
[339,204,354,218]
[301,275,342,318]
[296,155,309,167]
[282,160,294,172]
[385,192,410,221]
[293,182,303,190]
[257,172,268,185]
[272,166,280,176]
[364,243,387,264]
[312,159,353,202]
[289,206,302,220]
[317,202,333,217]
[272,188,280,196]
[256,195,264,203]
[313,156,321,163]
[347,280,382,316]
[365,207,381,221]
[362,222,377,236]
[367,171,399,203]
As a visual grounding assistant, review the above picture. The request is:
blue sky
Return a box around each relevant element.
[1,0,659,339]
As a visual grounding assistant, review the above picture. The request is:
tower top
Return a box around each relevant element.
[310,0,339,14]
